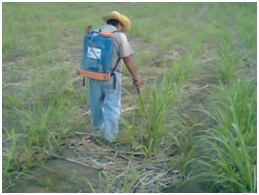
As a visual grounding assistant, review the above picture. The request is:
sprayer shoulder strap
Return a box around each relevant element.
[110,30,122,71]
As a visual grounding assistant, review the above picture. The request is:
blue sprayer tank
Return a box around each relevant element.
[81,31,114,73]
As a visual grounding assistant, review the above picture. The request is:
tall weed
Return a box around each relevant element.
[169,52,197,83]
[216,34,243,84]
[236,3,257,58]
[167,108,202,175]
[182,78,256,192]
[137,82,176,157]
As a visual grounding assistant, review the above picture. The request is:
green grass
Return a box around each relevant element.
[170,52,197,83]
[120,81,177,158]
[236,4,257,58]
[180,77,256,192]
[2,2,256,193]
[137,84,175,157]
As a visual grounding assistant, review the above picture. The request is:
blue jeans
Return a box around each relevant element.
[88,72,121,142]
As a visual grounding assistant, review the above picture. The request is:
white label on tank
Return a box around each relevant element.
[87,47,101,59]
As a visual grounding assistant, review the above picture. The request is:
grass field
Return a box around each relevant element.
[2,2,257,193]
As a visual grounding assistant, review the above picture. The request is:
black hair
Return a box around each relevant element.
[107,19,122,27]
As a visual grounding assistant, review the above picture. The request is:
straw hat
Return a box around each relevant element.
[102,11,131,32]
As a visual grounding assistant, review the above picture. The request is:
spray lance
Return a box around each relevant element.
[132,78,149,123]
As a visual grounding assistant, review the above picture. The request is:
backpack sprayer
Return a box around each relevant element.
[79,28,138,92]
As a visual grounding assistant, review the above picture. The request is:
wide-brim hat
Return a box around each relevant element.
[102,11,131,32]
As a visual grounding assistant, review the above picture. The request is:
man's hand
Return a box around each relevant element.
[133,78,141,92]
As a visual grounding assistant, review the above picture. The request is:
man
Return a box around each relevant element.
[89,11,141,143]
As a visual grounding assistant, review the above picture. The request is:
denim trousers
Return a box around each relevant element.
[88,72,121,142]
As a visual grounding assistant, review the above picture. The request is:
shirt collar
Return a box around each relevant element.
[101,24,117,32]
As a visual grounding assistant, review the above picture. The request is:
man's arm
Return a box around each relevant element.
[123,56,141,90]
